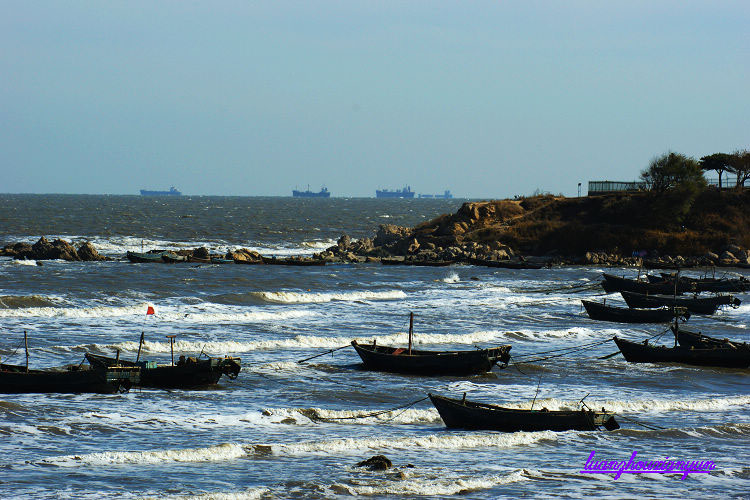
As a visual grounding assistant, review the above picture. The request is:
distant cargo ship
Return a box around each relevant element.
[140,187,181,196]
[376,186,415,199]
[293,186,330,198]
[419,190,454,199]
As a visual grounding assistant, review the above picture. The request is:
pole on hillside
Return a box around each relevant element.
[408,312,414,355]
[24,331,29,373]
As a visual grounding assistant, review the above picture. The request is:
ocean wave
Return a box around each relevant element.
[39,432,555,467]
[63,328,511,355]
[246,431,557,457]
[0,294,64,309]
[10,259,38,267]
[441,272,460,284]
[0,303,313,323]
[249,290,407,304]
[468,395,750,414]
[330,470,527,496]
[40,442,246,467]
[262,407,441,426]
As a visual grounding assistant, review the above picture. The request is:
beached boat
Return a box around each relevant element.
[612,336,750,368]
[581,300,689,323]
[0,362,139,394]
[85,352,241,389]
[429,393,620,432]
[126,251,166,263]
[620,291,740,315]
[466,257,543,269]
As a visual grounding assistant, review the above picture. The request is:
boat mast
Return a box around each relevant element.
[408,312,414,355]
[24,330,29,373]
[136,332,145,362]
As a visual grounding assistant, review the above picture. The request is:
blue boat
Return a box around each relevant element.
[140,187,181,196]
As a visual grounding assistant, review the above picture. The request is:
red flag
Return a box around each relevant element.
[146,306,155,315]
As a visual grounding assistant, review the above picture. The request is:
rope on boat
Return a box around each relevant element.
[518,282,602,294]
[303,397,429,423]
[510,337,615,364]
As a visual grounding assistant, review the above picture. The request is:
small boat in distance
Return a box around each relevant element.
[376,186,415,198]
[293,186,331,198]
[140,187,181,196]
[419,190,454,199]
[429,393,620,432]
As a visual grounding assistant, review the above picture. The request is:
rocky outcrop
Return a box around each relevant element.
[228,248,263,263]
[356,455,392,471]
[77,242,108,261]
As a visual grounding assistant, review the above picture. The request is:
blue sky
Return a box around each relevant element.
[1,1,748,197]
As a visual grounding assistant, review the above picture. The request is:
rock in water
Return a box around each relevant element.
[356,455,392,471]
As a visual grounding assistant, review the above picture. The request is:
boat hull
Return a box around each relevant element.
[0,364,138,394]
[429,394,619,432]
[581,300,688,323]
[620,291,738,315]
[86,354,241,389]
[613,337,750,368]
[351,341,510,375]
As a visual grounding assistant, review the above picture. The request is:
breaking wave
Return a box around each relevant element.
[39,432,556,466]
[249,290,406,304]
[0,295,63,309]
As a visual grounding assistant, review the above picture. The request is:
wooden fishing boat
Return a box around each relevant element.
[601,273,680,294]
[351,312,510,375]
[613,337,750,368]
[671,326,750,351]
[86,353,241,389]
[466,257,543,269]
[126,251,166,263]
[428,393,620,432]
[0,362,139,394]
[620,291,740,315]
[581,300,689,323]
[648,273,750,293]
[350,341,511,375]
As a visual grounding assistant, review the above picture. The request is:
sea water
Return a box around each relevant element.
[0,195,748,498]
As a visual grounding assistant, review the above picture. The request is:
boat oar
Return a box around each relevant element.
[297,345,350,364]
[599,350,621,360]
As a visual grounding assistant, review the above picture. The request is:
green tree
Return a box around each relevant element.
[700,153,732,189]
[727,149,750,188]
[640,152,707,193]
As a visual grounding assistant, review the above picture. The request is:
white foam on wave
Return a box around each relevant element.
[441,272,460,284]
[0,303,313,324]
[251,290,406,304]
[40,442,246,467]
[248,431,557,457]
[179,488,272,500]
[262,407,441,426]
[10,259,38,266]
[39,432,555,468]
[71,328,510,355]
[331,470,527,496]
[490,395,750,413]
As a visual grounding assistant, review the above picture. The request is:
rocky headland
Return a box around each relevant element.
[318,189,750,268]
